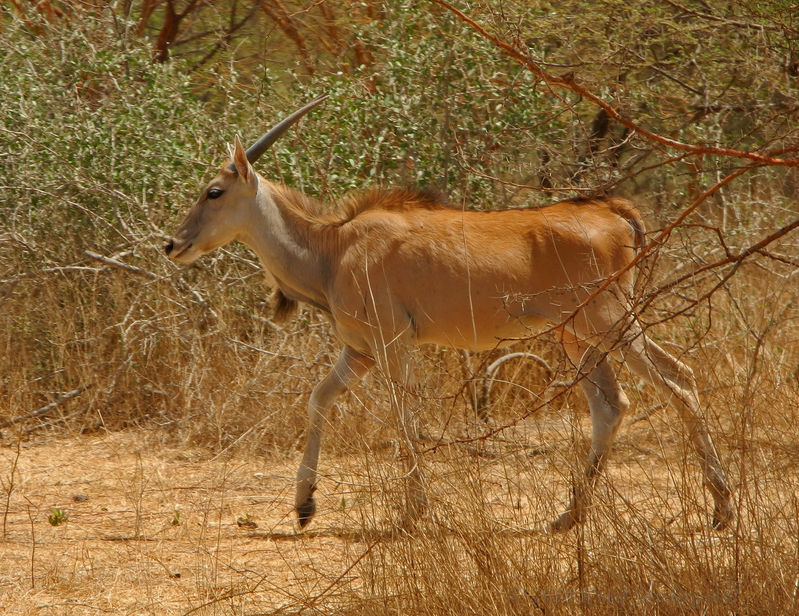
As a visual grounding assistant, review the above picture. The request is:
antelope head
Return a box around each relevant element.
[165,96,327,264]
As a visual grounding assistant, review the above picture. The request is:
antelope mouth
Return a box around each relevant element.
[165,239,194,263]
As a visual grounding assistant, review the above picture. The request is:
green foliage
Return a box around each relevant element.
[48,507,68,526]
[230,0,797,210]
[267,1,560,206]
[3,1,794,230]
[0,19,223,261]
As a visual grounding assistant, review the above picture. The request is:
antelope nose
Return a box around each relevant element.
[164,239,174,255]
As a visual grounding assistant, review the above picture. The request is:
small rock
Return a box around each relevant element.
[236,516,258,529]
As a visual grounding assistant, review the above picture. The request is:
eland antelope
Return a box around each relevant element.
[165,97,733,532]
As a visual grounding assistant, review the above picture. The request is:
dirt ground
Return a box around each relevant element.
[0,409,599,616]
[0,407,790,615]
[0,430,406,615]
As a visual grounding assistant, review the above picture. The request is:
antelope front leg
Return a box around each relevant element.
[295,347,373,528]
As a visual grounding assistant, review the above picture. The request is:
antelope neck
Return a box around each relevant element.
[240,181,334,313]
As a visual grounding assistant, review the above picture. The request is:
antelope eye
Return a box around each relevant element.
[207,187,224,200]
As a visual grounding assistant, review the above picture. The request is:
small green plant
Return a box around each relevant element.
[170,507,181,526]
[48,508,68,526]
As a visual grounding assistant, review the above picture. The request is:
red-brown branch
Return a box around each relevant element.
[648,216,799,302]
[261,0,316,75]
[430,0,799,168]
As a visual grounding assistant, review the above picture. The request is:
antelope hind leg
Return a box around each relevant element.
[551,335,629,532]
[622,335,733,529]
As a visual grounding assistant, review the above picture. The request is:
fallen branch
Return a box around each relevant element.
[0,385,93,429]
[482,351,554,410]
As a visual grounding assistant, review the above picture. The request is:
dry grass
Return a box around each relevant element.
[1,143,798,614]
[1,232,798,614]
[1,370,798,615]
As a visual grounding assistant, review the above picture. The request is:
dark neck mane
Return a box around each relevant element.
[267,182,449,226]
[338,187,449,221]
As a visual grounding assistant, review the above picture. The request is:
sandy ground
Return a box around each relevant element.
[0,410,751,615]
[0,430,405,615]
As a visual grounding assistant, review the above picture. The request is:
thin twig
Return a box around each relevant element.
[84,251,158,280]
[628,384,732,424]
[661,0,786,32]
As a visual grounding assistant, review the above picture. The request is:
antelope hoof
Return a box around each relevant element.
[712,500,734,531]
[549,508,582,533]
[398,506,425,532]
[296,496,316,528]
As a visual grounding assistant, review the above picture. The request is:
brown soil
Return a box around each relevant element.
[0,405,794,615]
[0,430,394,615]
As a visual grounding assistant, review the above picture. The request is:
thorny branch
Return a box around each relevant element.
[642,215,799,325]
[430,0,799,168]
[657,218,799,297]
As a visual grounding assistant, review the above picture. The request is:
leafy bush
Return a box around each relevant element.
[0,19,221,258]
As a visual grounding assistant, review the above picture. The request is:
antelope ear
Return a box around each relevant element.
[232,135,255,185]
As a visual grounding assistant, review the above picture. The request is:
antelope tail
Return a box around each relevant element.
[608,198,646,251]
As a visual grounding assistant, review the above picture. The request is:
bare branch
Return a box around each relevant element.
[430,0,799,168]
[646,215,799,306]
[84,250,159,280]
